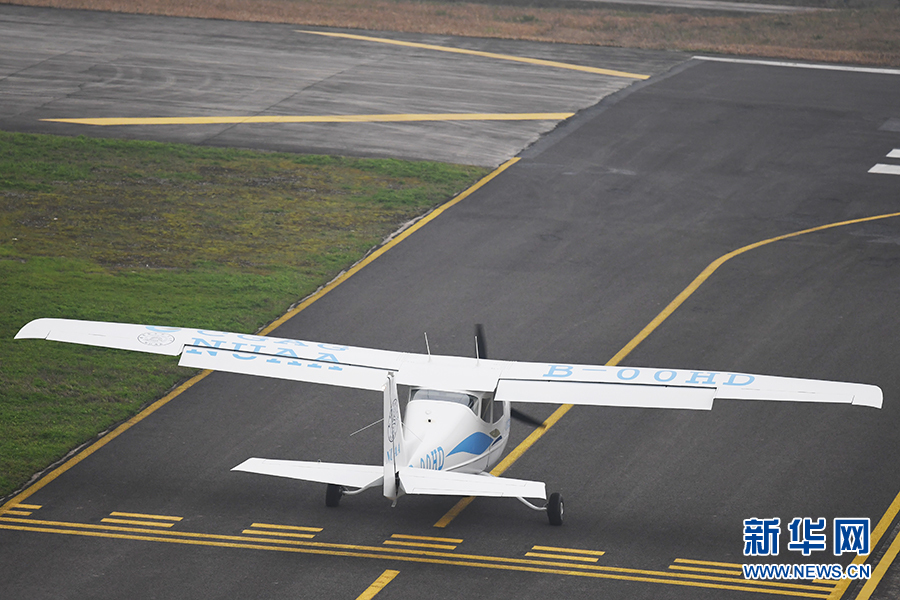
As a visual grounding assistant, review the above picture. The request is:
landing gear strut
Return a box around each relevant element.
[516,492,564,525]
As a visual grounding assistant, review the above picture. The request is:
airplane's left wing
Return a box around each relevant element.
[16,318,403,391]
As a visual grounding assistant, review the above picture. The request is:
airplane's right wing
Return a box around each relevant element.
[494,362,883,410]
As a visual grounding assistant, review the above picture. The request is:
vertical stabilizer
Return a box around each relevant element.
[383,372,404,501]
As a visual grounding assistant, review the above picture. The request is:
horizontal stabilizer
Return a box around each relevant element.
[399,467,546,499]
[232,458,382,489]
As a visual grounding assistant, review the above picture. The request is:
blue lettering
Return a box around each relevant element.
[316,353,339,363]
[654,370,678,382]
[232,353,256,361]
[617,368,640,381]
[147,326,180,332]
[544,365,573,378]
[724,373,755,386]
[238,334,268,342]
[275,348,300,357]
[192,338,225,348]
[197,330,226,337]
[274,339,310,347]
[317,343,348,351]
[687,371,717,385]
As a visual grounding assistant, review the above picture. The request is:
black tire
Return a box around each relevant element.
[547,492,564,526]
[325,484,343,507]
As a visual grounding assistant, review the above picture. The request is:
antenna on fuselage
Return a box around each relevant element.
[424,332,431,359]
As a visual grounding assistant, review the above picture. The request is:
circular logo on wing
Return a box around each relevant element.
[137,331,176,347]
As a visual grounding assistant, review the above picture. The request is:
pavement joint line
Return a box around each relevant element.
[299,30,650,80]
[0,516,839,595]
[40,113,576,127]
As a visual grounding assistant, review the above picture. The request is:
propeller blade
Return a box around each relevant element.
[511,407,546,428]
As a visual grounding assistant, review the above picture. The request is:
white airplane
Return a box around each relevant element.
[16,318,882,526]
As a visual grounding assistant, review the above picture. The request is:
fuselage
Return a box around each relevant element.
[402,389,510,475]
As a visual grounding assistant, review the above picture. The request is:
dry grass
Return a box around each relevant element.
[3,0,900,66]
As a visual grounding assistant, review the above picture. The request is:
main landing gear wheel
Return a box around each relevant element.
[325,483,344,507]
[547,492,564,526]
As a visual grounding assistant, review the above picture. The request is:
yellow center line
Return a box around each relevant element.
[435,210,900,530]
[41,113,574,127]
[674,558,743,568]
[299,30,650,80]
[668,564,745,576]
[355,570,400,600]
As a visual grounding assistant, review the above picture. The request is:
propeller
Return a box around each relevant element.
[474,324,545,429]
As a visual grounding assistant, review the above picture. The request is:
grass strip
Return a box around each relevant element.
[0,131,489,499]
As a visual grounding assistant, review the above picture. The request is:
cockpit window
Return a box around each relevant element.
[410,388,477,409]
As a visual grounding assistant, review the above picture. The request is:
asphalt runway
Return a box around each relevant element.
[0,5,681,167]
[3,6,900,600]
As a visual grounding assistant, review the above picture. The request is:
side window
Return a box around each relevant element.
[480,393,494,423]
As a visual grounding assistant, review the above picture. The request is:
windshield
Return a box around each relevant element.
[410,388,477,409]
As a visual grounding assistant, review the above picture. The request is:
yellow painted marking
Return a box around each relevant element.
[101,518,174,528]
[383,540,458,550]
[242,529,316,539]
[0,372,213,515]
[391,533,462,544]
[2,510,32,516]
[674,558,743,568]
[299,30,650,80]
[355,570,400,600]
[248,523,322,532]
[0,517,837,596]
[525,551,598,563]
[110,512,182,521]
[261,157,519,336]
[0,160,515,517]
[13,504,41,510]
[41,113,574,127]
[436,210,900,529]
[829,483,900,599]
[668,564,743,576]
[532,545,605,556]
[854,524,900,599]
